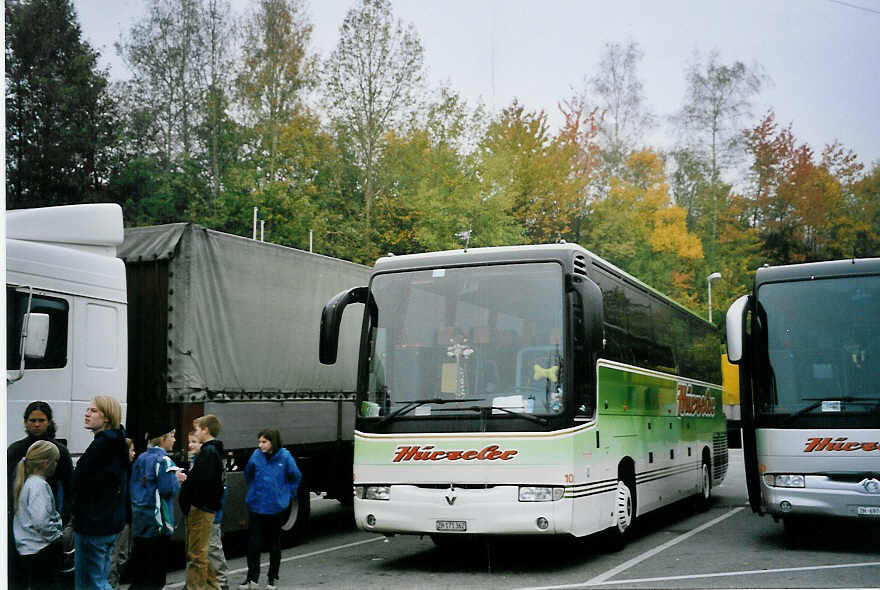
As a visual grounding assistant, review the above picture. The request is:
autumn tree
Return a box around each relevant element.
[116,0,210,161]
[554,95,603,243]
[478,101,592,245]
[588,41,655,170]
[850,163,880,257]
[236,0,316,178]
[744,111,866,263]
[323,0,425,225]
[584,150,703,304]
[201,0,238,202]
[673,51,764,184]
[6,0,119,208]
[371,88,520,254]
[670,51,765,290]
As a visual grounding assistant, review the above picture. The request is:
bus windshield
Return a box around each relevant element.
[362,263,565,421]
[754,275,880,426]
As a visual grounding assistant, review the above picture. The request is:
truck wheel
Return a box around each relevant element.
[281,480,311,546]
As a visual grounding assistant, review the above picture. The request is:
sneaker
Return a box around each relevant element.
[237,581,258,590]
[265,580,278,590]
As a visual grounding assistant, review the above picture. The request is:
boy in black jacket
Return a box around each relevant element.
[179,415,225,590]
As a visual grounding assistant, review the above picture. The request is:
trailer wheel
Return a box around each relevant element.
[281,480,311,546]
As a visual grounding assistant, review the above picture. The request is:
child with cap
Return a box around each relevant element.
[127,422,186,589]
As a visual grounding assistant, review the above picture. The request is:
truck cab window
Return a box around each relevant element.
[6,289,69,369]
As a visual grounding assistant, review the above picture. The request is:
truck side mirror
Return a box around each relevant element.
[22,313,50,360]
[726,295,750,364]
[319,286,368,365]
[572,277,604,351]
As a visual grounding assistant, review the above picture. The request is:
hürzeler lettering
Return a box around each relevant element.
[803,437,880,452]
[392,444,518,463]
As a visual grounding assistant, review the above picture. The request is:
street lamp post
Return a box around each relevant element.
[707,272,722,323]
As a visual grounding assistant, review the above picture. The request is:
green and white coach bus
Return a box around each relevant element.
[320,244,727,545]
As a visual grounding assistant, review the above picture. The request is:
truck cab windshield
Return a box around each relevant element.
[754,275,880,427]
[361,263,565,424]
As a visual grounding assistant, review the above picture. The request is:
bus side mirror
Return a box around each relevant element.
[726,295,750,364]
[319,286,368,365]
[22,313,50,360]
[573,278,604,351]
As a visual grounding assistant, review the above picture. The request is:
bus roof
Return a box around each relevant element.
[373,243,712,327]
[754,257,880,288]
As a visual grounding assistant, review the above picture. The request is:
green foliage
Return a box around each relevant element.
[107,156,207,225]
[5,0,119,208]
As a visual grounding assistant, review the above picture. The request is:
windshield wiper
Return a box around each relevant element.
[782,396,880,425]
[433,405,549,427]
[376,398,485,426]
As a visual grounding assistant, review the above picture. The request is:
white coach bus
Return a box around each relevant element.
[320,244,727,547]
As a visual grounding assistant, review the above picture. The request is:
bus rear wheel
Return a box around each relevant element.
[606,478,635,551]
[695,460,712,512]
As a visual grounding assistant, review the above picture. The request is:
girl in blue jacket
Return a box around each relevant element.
[238,429,301,590]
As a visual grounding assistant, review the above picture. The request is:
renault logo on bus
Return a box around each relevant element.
[676,383,716,417]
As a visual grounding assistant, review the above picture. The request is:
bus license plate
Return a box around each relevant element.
[436,520,467,531]
[857,506,880,516]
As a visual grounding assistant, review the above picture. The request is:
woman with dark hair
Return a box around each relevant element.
[237,429,301,590]
[7,402,74,521]
[7,401,74,587]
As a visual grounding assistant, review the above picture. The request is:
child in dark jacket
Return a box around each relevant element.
[189,431,230,590]
[128,424,186,589]
[72,396,129,590]
[179,415,225,590]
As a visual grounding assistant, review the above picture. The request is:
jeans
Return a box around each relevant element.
[246,511,282,584]
[74,532,118,590]
[186,507,220,590]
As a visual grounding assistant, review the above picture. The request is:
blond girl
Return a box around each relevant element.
[13,440,63,590]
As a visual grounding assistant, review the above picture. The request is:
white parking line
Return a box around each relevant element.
[591,560,880,586]
[517,507,744,590]
[165,536,386,589]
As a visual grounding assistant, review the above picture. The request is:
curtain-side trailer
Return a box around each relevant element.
[119,223,369,541]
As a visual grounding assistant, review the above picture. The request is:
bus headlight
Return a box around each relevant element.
[764,474,805,488]
[356,485,391,500]
[519,486,565,502]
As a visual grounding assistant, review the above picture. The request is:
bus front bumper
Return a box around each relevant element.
[354,485,573,536]
[762,475,880,520]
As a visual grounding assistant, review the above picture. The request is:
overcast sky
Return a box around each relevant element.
[74,0,880,167]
